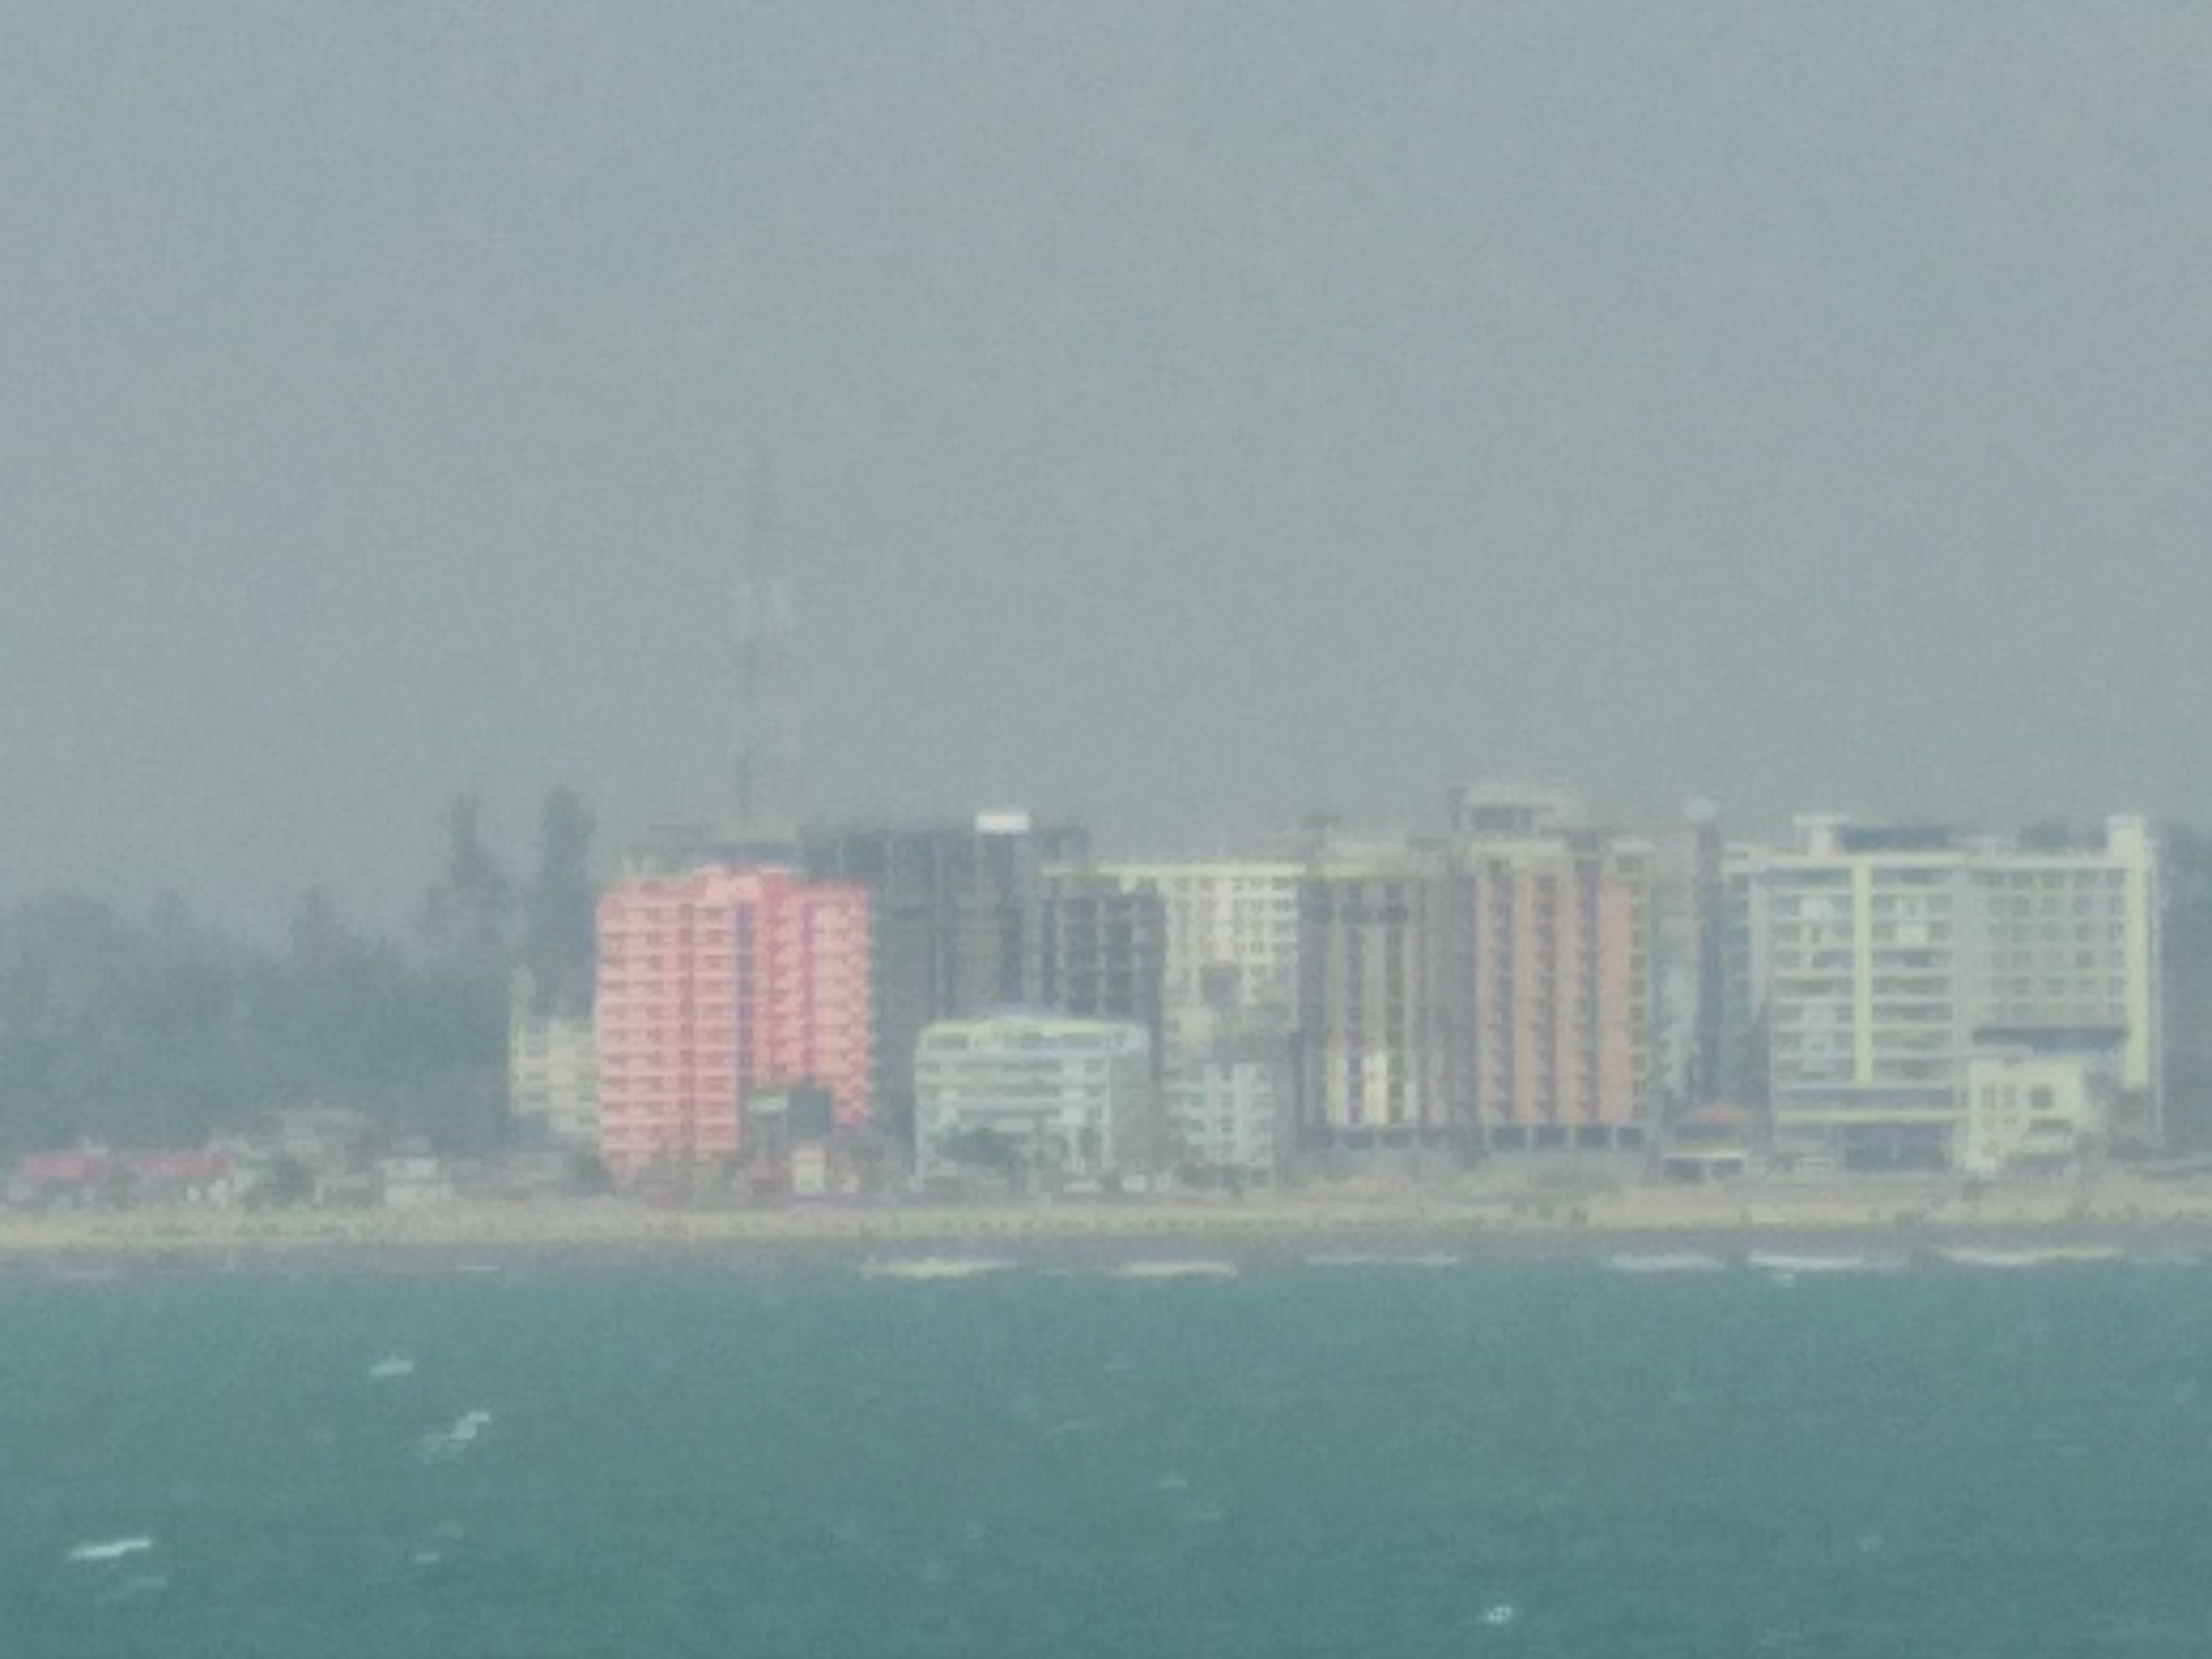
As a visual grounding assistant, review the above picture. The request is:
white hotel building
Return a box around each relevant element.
[912,1012,1156,1186]
[1735,815,2160,1169]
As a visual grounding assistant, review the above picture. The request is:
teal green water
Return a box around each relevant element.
[4,1253,2209,1657]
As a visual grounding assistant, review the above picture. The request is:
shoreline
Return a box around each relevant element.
[5,1180,2212,1269]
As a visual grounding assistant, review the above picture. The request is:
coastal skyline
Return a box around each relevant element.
[9,3,2212,943]
[11,12,2210,1656]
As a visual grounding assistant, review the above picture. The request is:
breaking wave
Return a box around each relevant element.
[1110,1260,1239,1280]
[1605,1252,1727,1274]
[860,1257,1016,1281]
[416,1409,495,1462]
[65,1536,154,1565]
[1941,1246,2125,1269]
[1747,1252,1907,1275]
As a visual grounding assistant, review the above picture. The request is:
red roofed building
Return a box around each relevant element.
[6,1145,235,1208]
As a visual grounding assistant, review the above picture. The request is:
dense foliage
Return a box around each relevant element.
[0,787,596,1162]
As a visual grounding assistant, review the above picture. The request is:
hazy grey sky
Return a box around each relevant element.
[7,2,2211,933]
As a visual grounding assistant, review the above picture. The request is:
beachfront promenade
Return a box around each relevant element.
[7,1177,2212,1260]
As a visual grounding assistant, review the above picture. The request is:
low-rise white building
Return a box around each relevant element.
[379,1151,452,1208]
[509,985,598,1150]
[914,1012,1154,1187]
[1955,1031,2122,1177]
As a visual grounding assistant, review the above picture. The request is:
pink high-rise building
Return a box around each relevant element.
[593,864,870,1182]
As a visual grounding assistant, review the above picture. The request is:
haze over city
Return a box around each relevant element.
[15,12,2212,1656]
[7,2,2212,938]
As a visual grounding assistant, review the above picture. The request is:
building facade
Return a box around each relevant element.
[912,1012,1155,1188]
[593,864,871,1183]
[1647,803,1726,1122]
[1164,1010,1294,1186]
[508,977,599,1150]
[1297,863,1459,1145]
[1033,873,1169,1065]
[1296,790,1656,1154]
[1448,826,1654,1147]
[1734,815,2160,1169]
[1956,1029,2123,1177]
[801,812,1085,1149]
[1088,861,1303,1042]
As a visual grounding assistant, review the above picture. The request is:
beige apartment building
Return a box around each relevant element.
[1297,787,1656,1153]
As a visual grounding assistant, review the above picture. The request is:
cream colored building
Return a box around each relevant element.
[1738,815,2159,1169]
[1085,860,1304,1041]
[508,980,599,1150]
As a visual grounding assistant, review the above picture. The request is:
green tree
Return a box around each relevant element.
[0,897,155,1155]
[565,1149,614,1195]
[1722,1009,1770,1113]
[937,1125,1028,1194]
[522,785,596,1016]
[0,794,543,1164]
[253,1153,316,1209]
[421,791,514,977]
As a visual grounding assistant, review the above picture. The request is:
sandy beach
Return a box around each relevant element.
[6,1175,2212,1266]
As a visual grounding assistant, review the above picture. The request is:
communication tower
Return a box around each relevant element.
[730,454,805,846]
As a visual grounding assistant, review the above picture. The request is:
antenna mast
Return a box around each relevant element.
[731,451,803,844]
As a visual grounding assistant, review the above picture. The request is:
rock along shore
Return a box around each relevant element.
[4,1176,2211,1267]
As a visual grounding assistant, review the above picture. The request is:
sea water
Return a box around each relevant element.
[4,1252,2210,1657]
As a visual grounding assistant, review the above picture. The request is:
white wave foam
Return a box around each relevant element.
[415,1409,495,1461]
[1941,1246,2124,1269]
[66,1537,154,1565]
[1605,1252,1726,1274]
[860,1257,1015,1281]
[1111,1260,1239,1280]
[368,1355,417,1380]
[1747,1252,1907,1275]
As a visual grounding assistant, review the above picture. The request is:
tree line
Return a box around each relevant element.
[0,786,596,1163]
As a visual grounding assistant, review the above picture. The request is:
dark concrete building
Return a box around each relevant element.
[801,813,1088,1149]
[1034,872,1169,1068]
